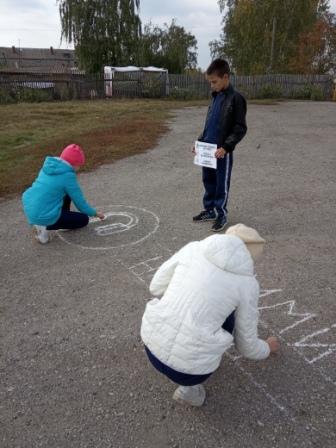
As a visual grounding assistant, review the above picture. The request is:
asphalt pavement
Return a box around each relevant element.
[1,101,336,448]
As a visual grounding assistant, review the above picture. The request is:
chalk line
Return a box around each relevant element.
[258,299,316,335]
[57,205,160,251]
[258,319,336,386]
[225,351,295,421]
[259,289,283,298]
[117,258,149,287]
[289,326,336,365]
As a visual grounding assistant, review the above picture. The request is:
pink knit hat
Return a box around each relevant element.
[60,144,85,167]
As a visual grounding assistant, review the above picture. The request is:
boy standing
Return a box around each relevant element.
[193,59,247,231]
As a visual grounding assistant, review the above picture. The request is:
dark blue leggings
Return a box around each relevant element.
[47,195,89,230]
[145,311,235,386]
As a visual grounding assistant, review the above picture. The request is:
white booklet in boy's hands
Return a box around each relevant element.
[194,141,217,169]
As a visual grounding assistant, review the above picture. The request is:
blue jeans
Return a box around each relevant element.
[47,195,89,230]
[145,311,235,386]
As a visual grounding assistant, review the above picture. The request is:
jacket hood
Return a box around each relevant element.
[42,156,74,176]
[199,234,254,276]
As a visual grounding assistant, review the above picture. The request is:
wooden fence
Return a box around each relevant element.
[0,71,170,102]
[169,73,334,100]
[0,71,333,103]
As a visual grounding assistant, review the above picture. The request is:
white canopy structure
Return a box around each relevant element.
[104,65,169,97]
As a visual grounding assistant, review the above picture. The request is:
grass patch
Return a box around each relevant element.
[0,98,208,198]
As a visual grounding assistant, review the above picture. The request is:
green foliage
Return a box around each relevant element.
[258,84,283,99]
[53,83,74,101]
[0,88,17,104]
[169,87,201,100]
[137,19,198,73]
[57,2,198,74]
[16,88,54,103]
[291,84,324,100]
[211,0,334,75]
[141,77,165,98]
[57,0,141,73]
[310,86,324,101]
[0,87,54,104]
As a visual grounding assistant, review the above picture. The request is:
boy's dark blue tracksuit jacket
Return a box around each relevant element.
[199,83,247,220]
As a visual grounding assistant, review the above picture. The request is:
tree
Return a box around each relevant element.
[210,0,335,75]
[289,10,336,74]
[136,22,163,67]
[137,20,198,73]
[57,0,142,73]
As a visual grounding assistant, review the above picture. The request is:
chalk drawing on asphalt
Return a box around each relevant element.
[116,248,335,390]
[259,293,336,385]
[289,325,336,364]
[225,350,294,421]
[91,211,139,236]
[118,255,165,288]
[57,205,160,250]
[259,299,317,335]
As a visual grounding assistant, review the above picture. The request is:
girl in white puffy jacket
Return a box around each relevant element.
[141,224,279,407]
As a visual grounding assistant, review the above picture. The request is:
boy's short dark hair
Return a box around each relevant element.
[206,59,230,77]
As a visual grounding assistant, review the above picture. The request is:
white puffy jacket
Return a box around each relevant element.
[141,234,270,375]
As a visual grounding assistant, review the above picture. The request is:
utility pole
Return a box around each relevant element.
[269,16,276,73]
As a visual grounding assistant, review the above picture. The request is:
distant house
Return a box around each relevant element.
[0,46,82,74]
[0,47,89,101]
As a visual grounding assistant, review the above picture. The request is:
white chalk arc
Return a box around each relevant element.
[56,205,160,250]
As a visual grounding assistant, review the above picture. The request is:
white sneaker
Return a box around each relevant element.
[34,225,50,244]
[172,384,206,407]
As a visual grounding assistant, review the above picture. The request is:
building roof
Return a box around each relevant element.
[0,46,80,74]
[104,65,168,73]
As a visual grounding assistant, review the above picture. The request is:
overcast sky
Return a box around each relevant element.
[0,0,336,69]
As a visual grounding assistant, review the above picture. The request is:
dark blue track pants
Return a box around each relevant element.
[47,195,89,230]
[202,152,233,219]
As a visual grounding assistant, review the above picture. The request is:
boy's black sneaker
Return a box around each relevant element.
[211,217,227,232]
[193,210,216,222]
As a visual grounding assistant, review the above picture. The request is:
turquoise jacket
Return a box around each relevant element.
[22,157,97,226]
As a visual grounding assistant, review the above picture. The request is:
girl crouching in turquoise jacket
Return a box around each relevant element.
[22,144,104,244]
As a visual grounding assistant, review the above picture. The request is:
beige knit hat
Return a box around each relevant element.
[225,224,265,260]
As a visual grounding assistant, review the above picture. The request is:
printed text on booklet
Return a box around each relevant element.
[194,141,217,169]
